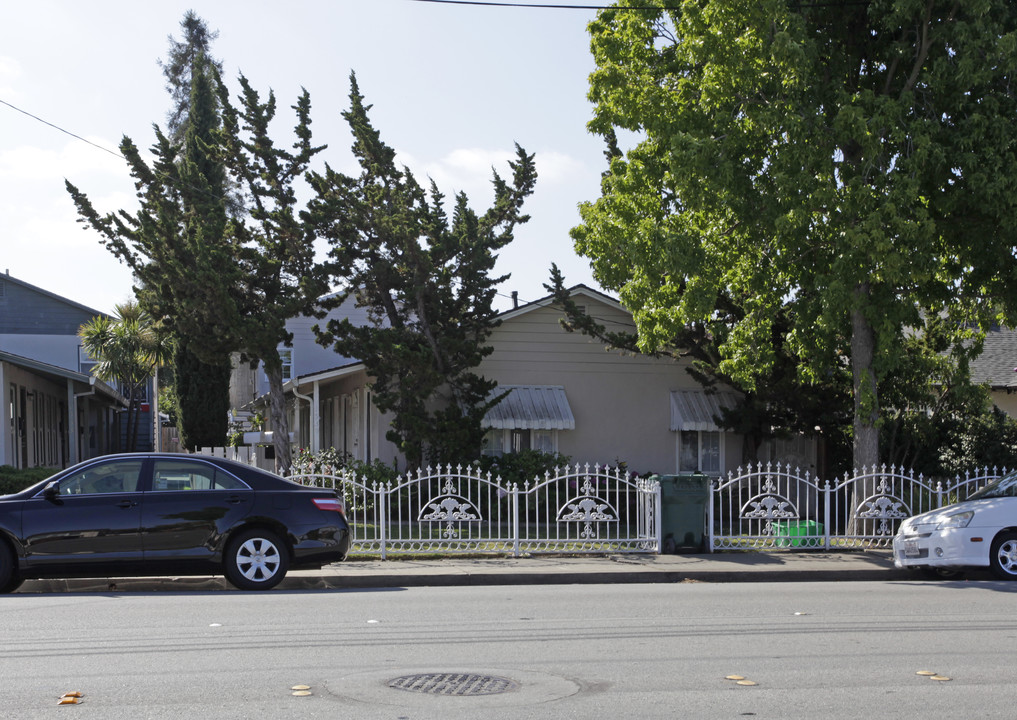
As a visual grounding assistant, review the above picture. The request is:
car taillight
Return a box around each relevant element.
[313,497,346,516]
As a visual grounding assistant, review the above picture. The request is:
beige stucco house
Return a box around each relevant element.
[238,286,817,476]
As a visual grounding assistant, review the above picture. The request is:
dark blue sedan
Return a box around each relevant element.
[0,453,350,592]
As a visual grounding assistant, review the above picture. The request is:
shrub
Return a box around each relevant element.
[0,465,58,495]
[473,449,573,487]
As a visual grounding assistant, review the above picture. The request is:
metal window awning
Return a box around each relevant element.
[670,390,739,432]
[483,385,575,431]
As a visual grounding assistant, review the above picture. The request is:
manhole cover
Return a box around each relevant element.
[388,673,520,696]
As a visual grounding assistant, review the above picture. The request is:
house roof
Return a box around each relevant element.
[495,284,624,323]
[670,390,740,432]
[970,326,1017,389]
[483,385,576,431]
[293,360,366,386]
[0,272,106,318]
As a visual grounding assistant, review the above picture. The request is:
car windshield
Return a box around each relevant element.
[968,472,1017,500]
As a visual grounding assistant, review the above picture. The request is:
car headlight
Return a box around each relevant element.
[937,510,974,529]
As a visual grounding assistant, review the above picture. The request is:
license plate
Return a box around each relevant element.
[903,540,920,558]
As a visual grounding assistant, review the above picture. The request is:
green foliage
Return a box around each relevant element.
[306,73,537,469]
[173,339,231,449]
[159,11,224,144]
[292,447,399,496]
[67,13,329,471]
[66,40,238,450]
[547,264,853,466]
[474,450,573,487]
[0,466,55,495]
[575,2,1017,469]
[293,446,348,476]
[938,407,1017,476]
[214,73,330,472]
[79,301,169,451]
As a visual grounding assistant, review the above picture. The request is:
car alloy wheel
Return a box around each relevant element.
[990,532,1017,581]
[224,529,289,591]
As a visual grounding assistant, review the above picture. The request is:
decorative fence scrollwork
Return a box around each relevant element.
[292,464,660,558]
[710,463,1008,551]
[289,459,1008,556]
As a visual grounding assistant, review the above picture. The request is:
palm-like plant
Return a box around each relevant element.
[79,302,170,451]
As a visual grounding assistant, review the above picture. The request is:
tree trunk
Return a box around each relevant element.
[125,388,137,452]
[848,285,880,536]
[850,288,880,471]
[266,364,292,475]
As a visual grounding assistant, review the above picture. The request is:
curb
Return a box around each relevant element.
[13,552,936,593]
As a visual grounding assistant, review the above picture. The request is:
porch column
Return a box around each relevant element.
[66,379,79,464]
[311,381,321,454]
[0,364,7,466]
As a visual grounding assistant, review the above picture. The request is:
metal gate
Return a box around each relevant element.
[292,464,660,557]
[709,463,1004,550]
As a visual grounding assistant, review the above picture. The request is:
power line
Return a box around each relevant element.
[409,0,872,8]
[0,98,125,161]
[409,0,615,8]
[0,97,233,206]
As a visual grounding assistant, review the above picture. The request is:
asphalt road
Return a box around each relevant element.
[2,580,1016,719]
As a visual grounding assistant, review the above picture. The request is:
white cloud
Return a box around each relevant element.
[0,55,22,99]
[0,137,125,182]
[533,151,585,184]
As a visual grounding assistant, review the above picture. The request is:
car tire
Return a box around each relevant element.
[0,542,22,594]
[223,529,290,591]
[990,532,1017,581]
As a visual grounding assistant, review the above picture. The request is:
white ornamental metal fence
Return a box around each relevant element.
[290,464,661,558]
[709,463,1006,551]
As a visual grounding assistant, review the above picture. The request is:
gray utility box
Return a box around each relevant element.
[655,472,710,553]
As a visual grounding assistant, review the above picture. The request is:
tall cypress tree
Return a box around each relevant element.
[67,20,239,450]
[306,74,537,468]
[159,10,225,144]
[214,76,329,472]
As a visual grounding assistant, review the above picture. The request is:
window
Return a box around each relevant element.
[57,460,144,495]
[482,429,558,457]
[78,345,99,376]
[263,349,293,384]
[151,460,247,491]
[510,429,530,453]
[280,349,292,382]
[531,430,555,454]
[678,431,722,474]
[481,429,504,457]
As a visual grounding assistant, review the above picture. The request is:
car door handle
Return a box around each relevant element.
[227,495,245,505]
[117,500,138,509]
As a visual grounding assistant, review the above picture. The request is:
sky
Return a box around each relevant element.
[0,0,612,316]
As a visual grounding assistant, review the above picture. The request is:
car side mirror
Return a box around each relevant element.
[43,480,60,501]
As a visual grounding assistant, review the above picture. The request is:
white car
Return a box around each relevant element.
[893,473,1017,580]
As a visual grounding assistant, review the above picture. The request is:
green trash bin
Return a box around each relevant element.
[655,472,710,553]
[772,520,824,548]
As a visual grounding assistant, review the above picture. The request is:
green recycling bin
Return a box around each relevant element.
[655,472,710,553]
[772,520,824,548]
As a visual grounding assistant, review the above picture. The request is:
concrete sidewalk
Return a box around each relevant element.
[15,550,959,594]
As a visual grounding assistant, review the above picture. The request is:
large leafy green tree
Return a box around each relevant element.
[574,1,1017,471]
[79,301,170,451]
[305,74,537,469]
[546,265,853,468]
